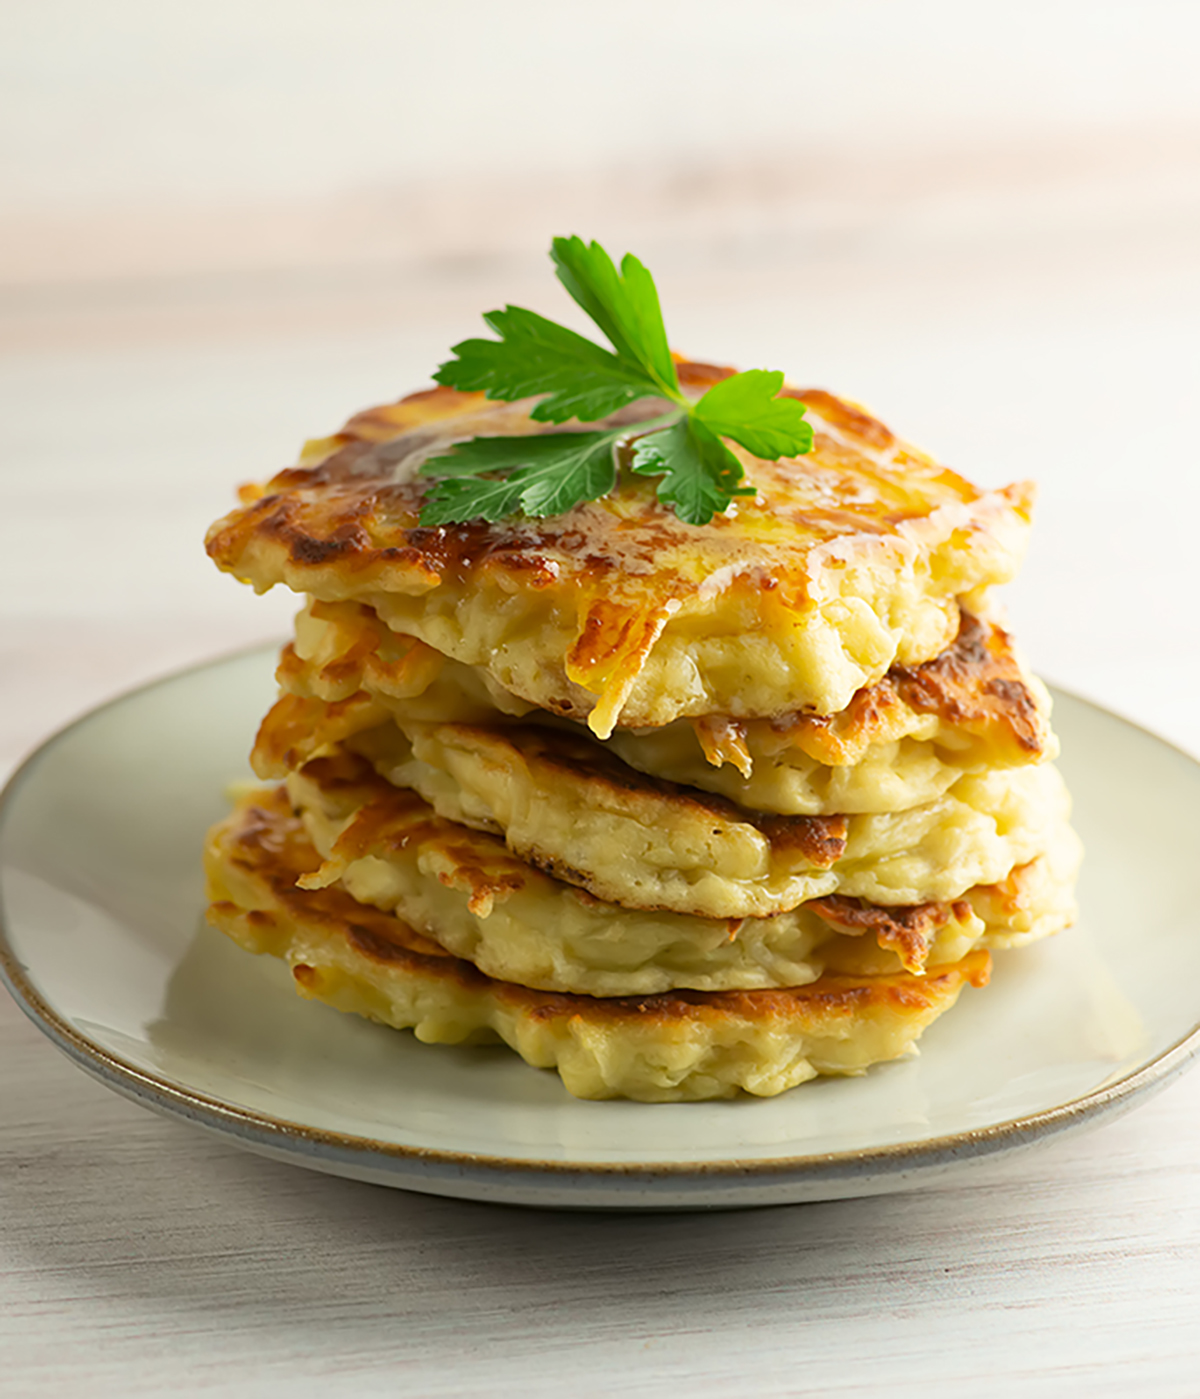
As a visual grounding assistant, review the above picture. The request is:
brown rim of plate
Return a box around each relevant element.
[0,640,1198,1185]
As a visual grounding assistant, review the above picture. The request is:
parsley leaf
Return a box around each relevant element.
[549,236,681,399]
[433,306,662,424]
[692,369,815,459]
[630,418,755,527]
[418,236,813,528]
[419,432,621,525]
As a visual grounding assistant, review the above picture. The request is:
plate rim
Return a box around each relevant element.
[3,645,1199,1187]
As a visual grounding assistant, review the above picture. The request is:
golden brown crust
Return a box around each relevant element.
[804,894,972,976]
[295,750,535,919]
[758,612,1046,765]
[891,611,1044,751]
[252,689,388,776]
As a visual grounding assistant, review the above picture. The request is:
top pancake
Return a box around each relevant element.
[206,361,1035,735]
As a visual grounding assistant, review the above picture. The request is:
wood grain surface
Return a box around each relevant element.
[4,994,1200,1396]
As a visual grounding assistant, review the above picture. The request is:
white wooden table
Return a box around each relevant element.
[5,5,1200,1390]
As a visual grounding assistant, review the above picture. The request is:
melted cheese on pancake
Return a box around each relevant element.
[272,602,1056,816]
[206,363,1034,735]
[204,786,993,1101]
[279,752,1076,996]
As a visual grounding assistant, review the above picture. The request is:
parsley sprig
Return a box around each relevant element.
[418,236,813,527]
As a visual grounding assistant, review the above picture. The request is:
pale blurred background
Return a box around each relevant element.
[3,0,1199,775]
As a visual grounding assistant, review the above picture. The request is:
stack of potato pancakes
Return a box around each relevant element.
[204,362,1080,1102]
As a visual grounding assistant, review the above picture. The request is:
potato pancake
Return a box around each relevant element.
[206,363,1034,736]
[205,785,993,1102]
[269,601,1056,815]
[277,752,1079,996]
[258,702,1070,919]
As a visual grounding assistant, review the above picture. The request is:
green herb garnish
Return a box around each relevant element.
[418,236,813,527]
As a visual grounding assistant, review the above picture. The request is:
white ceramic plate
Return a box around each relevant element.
[2,647,1199,1210]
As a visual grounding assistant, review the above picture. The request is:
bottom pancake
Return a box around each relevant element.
[204,786,992,1102]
